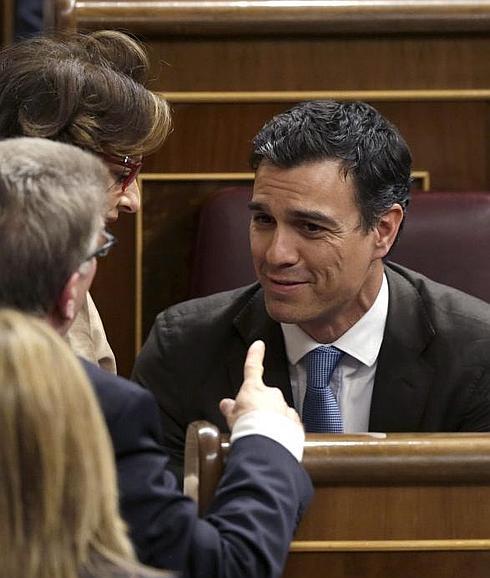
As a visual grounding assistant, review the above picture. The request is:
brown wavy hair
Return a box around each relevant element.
[0,30,171,157]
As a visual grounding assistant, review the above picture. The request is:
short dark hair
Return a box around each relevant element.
[0,30,171,157]
[251,100,412,231]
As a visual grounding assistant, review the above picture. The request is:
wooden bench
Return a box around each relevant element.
[185,421,490,578]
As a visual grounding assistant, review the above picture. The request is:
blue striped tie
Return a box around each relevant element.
[302,345,344,433]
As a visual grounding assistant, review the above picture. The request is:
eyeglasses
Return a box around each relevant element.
[101,153,143,192]
[86,230,117,262]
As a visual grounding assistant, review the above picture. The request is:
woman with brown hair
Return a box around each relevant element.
[0,30,171,373]
[0,308,172,578]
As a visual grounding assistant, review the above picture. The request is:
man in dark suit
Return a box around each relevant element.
[133,100,490,482]
[0,137,313,577]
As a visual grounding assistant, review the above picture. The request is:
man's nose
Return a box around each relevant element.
[265,228,299,267]
[118,181,141,214]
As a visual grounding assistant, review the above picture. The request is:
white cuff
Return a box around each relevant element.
[230,410,305,462]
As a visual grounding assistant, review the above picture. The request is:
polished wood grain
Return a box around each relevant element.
[185,422,490,578]
[1,0,14,46]
[146,101,489,189]
[146,36,490,92]
[284,551,490,578]
[51,0,490,36]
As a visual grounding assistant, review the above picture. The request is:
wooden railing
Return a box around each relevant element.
[47,0,490,36]
[185,421,490,578]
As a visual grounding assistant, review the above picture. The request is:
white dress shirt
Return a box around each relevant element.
[281,274,389,432]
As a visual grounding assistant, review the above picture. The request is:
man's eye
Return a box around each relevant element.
[252,213,274,226]
[300,222,324,234]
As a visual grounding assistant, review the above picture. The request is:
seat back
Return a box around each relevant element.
[189,188,490,303]
[189,187,255,297]
[389,191,490,302]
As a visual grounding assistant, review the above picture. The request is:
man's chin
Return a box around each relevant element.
[264,298,303,325]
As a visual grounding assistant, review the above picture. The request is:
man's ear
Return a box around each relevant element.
[373,203,405,259]
[49,261,96,334]
[56,271,81,321]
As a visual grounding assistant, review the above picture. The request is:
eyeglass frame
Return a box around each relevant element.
[85,230,118,262]
[101,153,143,192]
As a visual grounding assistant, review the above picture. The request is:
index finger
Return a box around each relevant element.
[243,340,265,383]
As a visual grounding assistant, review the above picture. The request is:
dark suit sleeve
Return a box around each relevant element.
[83,361,313,578]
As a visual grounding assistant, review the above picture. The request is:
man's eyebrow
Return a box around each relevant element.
[289,209,338,227]
[248,201,266,212]
[248,202,340,228]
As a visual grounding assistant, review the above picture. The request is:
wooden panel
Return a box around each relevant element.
[146,36,490,92]
[184,424,490,578]
[297,485,489,540]
[284,551,490,578]
[146,101,489,190]
[1,0,14,46]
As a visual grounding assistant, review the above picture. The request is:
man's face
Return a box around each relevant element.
[104,156,142,222]
[249,159,389,341]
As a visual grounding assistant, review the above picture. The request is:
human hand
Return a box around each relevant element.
[219,340,301,430]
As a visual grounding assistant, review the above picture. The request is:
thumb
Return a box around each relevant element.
[219,397,236,418]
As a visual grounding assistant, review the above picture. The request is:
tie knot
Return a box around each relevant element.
[305,346,344,390]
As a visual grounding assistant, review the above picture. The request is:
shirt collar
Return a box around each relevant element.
[281,273,389,367]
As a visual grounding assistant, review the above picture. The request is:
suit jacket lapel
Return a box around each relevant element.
[369,265,436,431]
[230,286,294,406]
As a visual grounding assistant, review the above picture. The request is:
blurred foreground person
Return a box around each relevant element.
[0,309,171,578]
[0,30,171,372]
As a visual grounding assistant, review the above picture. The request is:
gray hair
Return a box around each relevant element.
[0,137,108,314]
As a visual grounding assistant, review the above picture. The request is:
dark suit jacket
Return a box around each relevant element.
[81,360,312,578]
[133,263,490,482]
